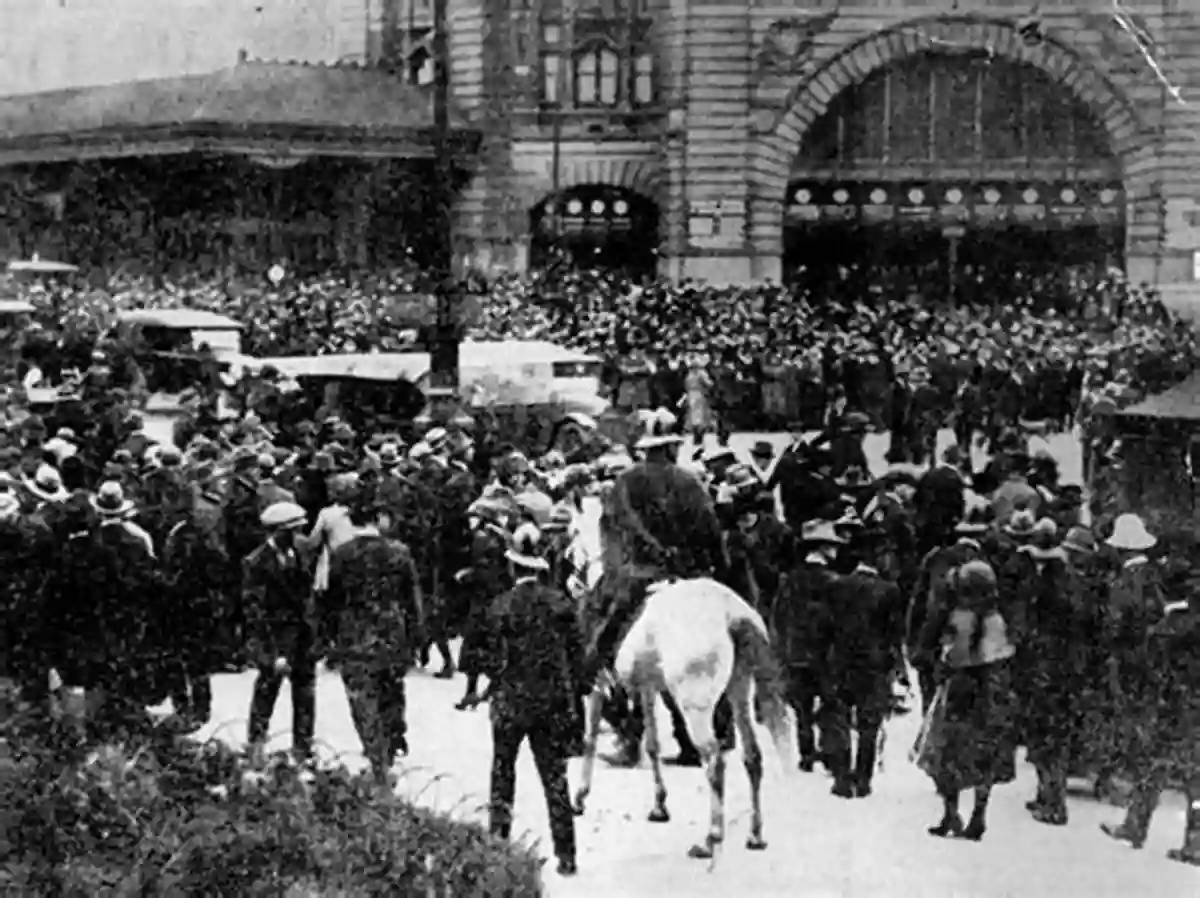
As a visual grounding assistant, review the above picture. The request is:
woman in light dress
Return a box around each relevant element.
[684,354,714,441]
[298,473,362,594]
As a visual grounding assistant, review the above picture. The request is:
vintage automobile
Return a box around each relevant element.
[257,339,611,453]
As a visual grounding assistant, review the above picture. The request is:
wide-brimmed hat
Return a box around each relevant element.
[23,464,68,503]
[90,480,135,518]
[1003,508,1037,537]
[751,440,775,459]
[516,489,554,526]
[702,446,738,466]
[424,427,450,451]
[377,442,403,466]
[1023,518,1065,559]
[1062,526,1096,555]
[1106,513,1156,551]
[954,509,992,535]
[635,432,684,451]
[800,520,847,545]
[505,521,550,571]
[261,501,308,531]
[840,411,871,431]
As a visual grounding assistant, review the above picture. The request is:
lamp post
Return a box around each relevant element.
[425,0,470,432]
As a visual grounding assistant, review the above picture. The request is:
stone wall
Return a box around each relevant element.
[6,0,1200,291]
[451,0,1200,291]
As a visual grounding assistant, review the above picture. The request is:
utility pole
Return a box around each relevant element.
[426,0,464,427]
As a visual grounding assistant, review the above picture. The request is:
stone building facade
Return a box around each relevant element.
[4,0,1200,296]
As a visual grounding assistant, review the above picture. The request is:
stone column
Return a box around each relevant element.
[656,0,757,284]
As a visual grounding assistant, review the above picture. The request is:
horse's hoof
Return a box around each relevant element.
[745,836,767,851]
[647,807,670,823]
[687,843,713,860]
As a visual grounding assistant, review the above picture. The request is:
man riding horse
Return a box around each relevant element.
[585,423,738,767]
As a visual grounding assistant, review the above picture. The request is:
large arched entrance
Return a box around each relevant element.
[529,184,659,279]
[783,48,1124,301]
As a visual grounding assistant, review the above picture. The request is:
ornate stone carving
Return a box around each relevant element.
[756,13,839,78]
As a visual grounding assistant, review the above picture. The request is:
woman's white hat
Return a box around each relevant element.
[1106,513,1157,552]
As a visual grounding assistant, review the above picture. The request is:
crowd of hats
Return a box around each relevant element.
[10,263,1193,397]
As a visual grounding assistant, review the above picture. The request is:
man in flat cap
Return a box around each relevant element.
[242,501,318,765]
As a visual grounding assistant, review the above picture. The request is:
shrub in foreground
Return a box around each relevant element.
[1,712,545,896]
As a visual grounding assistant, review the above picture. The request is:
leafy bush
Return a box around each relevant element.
[1,706,545,897]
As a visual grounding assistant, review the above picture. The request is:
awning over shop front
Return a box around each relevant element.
[0,61,479,164]
[1115,372,1200,421]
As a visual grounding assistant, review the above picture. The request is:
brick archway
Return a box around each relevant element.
[751,16,1148,249]
[549,156,661,199]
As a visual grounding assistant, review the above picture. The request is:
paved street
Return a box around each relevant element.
[193,430,1195,896]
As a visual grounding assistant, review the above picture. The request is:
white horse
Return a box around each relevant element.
[572,577,797,860]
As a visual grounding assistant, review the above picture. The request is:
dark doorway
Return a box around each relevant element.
[530,185,658,279]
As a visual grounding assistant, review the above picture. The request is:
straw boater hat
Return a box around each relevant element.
[90,481,135,519]
[1106,513,1157,552]
[23,464,68,503]
[261,501,308,531]
[506,521,550,571]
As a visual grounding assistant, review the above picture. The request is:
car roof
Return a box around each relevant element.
[118,309,243,330]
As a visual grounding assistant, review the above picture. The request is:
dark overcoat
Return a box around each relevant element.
[324,532,424,669]
[485,580,586,750]
[241,541,314,662]
[43,519,164,701]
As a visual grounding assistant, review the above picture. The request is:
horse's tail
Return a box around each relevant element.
[728,605,798,774]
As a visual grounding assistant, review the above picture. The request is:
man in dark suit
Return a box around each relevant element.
[242,501,317,765]
[473,521,583,877]
[820,527,906,798]
[769,443,843,531]
[44,486,163,742]
[912,444,967,558]
[770,519,845,771]
[324,494,424,781]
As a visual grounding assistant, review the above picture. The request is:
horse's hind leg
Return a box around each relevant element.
[687,748,726,861]
[572,686,607,816]
[643,686,670,823]
[674,696,725,860]
[728,672,767,850]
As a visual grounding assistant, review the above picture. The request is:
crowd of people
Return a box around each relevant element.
[6,261,1193,447]
[1,387,1198,876]
[0,258,1197,879]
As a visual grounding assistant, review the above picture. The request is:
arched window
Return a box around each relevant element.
[573,43,620,107]
[631,51,655,106]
